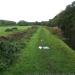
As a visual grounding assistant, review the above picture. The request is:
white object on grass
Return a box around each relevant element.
[39,46,50,50]
[39,46,43,49]
[43,46,50,49]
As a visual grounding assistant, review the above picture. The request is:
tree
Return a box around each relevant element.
[0,20,16,26]
[49,1,75,49]
[17,20,29,26]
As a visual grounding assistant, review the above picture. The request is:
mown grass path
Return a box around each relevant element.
[2,27,75,75]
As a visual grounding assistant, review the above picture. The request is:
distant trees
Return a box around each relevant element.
[41,21,49,26]
[17,20,29,26]
[0,20,31,26]
[0,20,16,26]
[32,21,49,26]
[48,1,75,49]
[0,19,49,26]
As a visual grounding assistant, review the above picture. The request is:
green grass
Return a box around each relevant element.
[2,27,75,75]
[0,26,31,36]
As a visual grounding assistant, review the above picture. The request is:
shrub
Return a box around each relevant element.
[50,27,63,36]
[12,27,18,30]
[5,27,18,32]
[0,41,21,71]
[5,28,13,32]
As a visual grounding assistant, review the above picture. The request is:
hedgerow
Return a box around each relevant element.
[0,41,23,71]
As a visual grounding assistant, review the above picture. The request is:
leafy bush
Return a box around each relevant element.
[5,27,18,32]
[5,28,13,32]
[12,27,18,30]
[0,41,22,71]
[49,27,63,37]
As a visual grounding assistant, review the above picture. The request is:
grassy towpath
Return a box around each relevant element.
[2,27,75,75]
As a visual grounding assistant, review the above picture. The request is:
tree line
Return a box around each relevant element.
[0,20,49,26]
[48,1,75,49]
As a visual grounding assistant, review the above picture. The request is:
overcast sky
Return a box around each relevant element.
[0,0,74,22]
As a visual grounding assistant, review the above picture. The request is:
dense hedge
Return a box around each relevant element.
[0,41,25,71]
[48,1,75,49]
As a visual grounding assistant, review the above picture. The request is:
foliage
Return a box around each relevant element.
[0,41,22,71]
[33,21,49,26]
[49,1,75,49]
[0,20,16,26]
[12,27,18,30]
[17,20,30,26]
[5,27,18,32]
[48,27,63,39]
[5,28,13,32]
